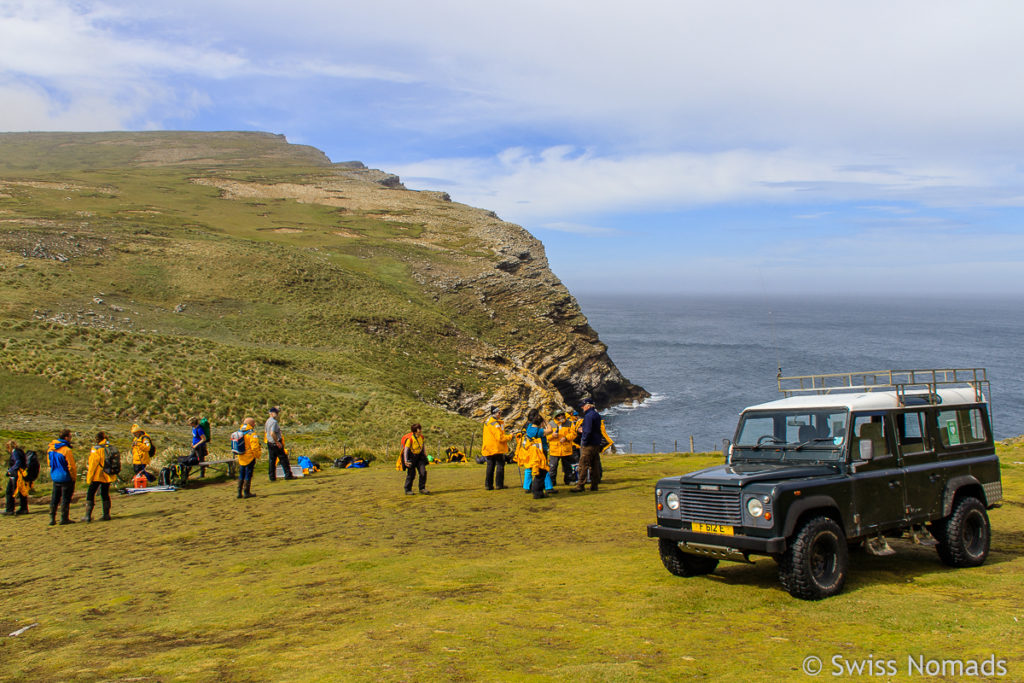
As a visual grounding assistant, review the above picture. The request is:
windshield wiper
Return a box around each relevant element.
[794,437,838,451]
[751,435,785,451]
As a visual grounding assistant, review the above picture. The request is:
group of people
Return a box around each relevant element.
[3,406,299,525]
[481,398,611,499]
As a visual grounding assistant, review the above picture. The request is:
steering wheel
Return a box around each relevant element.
[757,434,783,445]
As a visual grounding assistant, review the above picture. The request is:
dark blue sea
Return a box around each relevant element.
[577,293,1024,453]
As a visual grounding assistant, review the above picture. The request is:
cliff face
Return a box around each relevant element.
[0,131,646,435]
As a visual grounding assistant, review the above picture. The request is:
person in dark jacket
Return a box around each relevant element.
[401,423,429,495]
[571,399,603,492]
[4,440,29,516]
[47,429,77,525]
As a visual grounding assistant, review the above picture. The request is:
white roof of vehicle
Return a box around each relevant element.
[742,387,984,413]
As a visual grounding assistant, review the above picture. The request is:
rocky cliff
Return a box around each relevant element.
[0,131,646,438]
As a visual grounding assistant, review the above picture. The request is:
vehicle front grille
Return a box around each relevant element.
[679,486,742,525]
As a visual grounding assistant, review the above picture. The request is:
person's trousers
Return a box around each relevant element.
[484,455,505,489]
[133,463,155,483]
[194,442,208,478]
[523,469,553,491]
[49,481,75,521]
[530,468,549,498]
[4,477,27,513]
[267,443,293,481]
[547,455,575,485]
[86,481,111,520]
[404,454,427,492]
[577,445,602,490]
[237,462,254,497]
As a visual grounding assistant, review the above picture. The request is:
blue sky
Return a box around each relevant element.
[3,0,1024,295]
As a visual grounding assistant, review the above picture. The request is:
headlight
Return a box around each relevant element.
[666,492,680,510]
[746,497,764,518]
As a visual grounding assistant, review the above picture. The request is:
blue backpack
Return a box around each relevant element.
[230,430,247,455]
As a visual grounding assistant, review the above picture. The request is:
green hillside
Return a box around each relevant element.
[0,132,646,448]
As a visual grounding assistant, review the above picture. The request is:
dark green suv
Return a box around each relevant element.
[647,369,1002,600]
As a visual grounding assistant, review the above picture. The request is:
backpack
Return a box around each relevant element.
[146,437,156,459]
[24,451,40,483]
[158,467,172,486]
[103,443,122,476]
[199,418,211,443]
[230,430,247,455]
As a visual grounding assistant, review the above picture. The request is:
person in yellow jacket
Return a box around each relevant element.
[84,431,115,522]
[130,424,156,484]
[481,407,513,490]
[47,429,76,526]
[547,411,577,486]
[400,423,429,495]
[234,417,262,499]
[4,439,30,516]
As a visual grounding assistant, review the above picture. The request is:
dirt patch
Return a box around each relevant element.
[272,228,303,234]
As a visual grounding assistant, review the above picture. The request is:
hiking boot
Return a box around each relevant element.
[0,510,12,516]
[405,490,415,495]
[419,489,430,495]
[570,486,585,493]
[15,509,28,516]
[485,486,494,491]
[101,502,111,521]
[547,489,559,494]
[82,502,94,523]
[590,485,599,492]
[59,518,75,525]
[49,517,56,526]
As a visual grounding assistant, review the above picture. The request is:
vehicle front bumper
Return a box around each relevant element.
[647,524,787,555]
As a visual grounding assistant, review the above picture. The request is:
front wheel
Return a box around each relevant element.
[658,538,719,577]
[935,496,990,567]
[778,517,848,600]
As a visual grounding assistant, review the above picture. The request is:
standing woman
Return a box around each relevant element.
[401,423,429,495]
[47,429,76,526]
[4,440,29,516]
[84,431,114,522]
[235,417,262,499]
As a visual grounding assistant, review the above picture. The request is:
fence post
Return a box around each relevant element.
[629,442,632,454]
[690,436,695,453]
[653,442,656,454]
[674,439,677,453]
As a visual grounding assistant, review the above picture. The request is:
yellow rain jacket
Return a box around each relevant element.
[517,436,548,476]
[47,439,76,483]
[87,441,116,485]
[549,419,577,458]
[131,425,154,466]
[236,426,261,466]
[600,422,615,454]
[11,468,29,498]
[396,432,425,471]
[481,416,512,456]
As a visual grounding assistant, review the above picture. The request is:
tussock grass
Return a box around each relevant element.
[1,450,1022,681]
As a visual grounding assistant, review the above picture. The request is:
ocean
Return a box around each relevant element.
[576,293,1024,452]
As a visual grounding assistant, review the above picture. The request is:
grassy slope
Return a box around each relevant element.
[0,133,512,446]
[1,448,1021,682]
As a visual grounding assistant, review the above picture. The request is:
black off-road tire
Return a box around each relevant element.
[658,538,719,577]
[934,496,990,568]
[778,517,848,600]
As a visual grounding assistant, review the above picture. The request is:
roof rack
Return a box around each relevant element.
[777,368,989,405]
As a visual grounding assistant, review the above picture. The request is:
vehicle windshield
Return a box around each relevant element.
[733,409,849,461]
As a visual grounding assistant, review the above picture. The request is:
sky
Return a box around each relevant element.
[3,0,1024,296]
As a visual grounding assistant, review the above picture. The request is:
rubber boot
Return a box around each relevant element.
[101,501,111,521]
[48,502,57,526]
[59,500,75,525]
[82,501,94,523]
[243,479,253,499]
[236,479,244,499]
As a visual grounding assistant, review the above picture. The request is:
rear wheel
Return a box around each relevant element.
[658,538,719,577]
[778,517,848,600]
[935,496,990,567]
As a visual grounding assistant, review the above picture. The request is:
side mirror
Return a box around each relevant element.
[722,439,733,464]
[859,440,874,461]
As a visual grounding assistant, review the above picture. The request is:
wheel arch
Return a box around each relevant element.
[942,476,985,517]
[782,495,845,539]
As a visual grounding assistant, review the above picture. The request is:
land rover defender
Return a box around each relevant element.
[647,369,1002,600]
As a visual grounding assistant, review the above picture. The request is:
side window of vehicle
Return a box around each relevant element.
[850,414,892,461]
[936,407,988,448]
[896,410,930,456]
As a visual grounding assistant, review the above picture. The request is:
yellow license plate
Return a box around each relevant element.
[692,522,734,536]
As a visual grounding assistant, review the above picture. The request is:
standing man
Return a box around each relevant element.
[401,423,429,495]
[188,417,208,478]
[130,424,156,483]
[265,406,295,482]
[572,398,604,493]
[481,407,512,490]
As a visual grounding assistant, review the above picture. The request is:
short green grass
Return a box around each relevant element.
[1,449,1022,682]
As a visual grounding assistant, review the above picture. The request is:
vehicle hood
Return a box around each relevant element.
[672,462,840,487]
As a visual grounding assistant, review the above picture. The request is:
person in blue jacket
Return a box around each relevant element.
[572,399,603,493]
[47,429,77,525]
